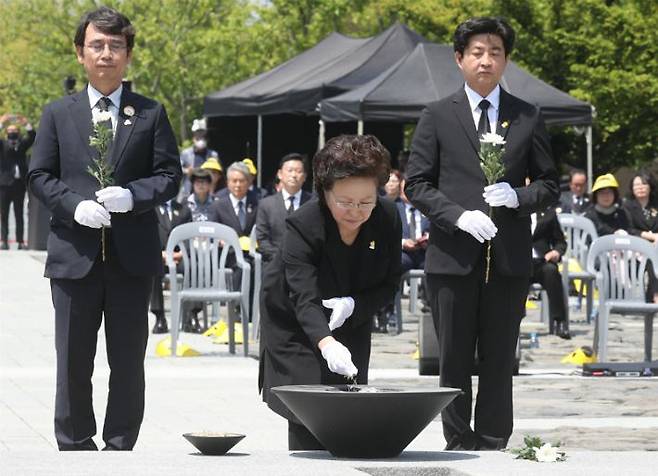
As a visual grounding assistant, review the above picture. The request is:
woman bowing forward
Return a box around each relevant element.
[259,135,402,450]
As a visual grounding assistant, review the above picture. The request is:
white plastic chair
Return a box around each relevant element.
[586,235,657,362]
[558,213,598,322]
[165,222,251,356]
[248,227,262,341]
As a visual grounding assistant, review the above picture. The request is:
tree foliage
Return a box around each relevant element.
[0,0,655,171]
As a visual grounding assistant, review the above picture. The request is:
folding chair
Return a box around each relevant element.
[558,213,598,322]
[165,222,251,356]
[248,227,262,341]
[586,235,657,362]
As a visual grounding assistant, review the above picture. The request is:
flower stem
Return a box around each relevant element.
[101,227,106,262]
[485,208,493,284]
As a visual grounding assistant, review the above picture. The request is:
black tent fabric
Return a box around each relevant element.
[319,43,592,126]
[204,23,428,117]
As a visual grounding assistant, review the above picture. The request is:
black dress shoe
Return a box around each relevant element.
[0,241,8,250]
[17,242,26,250]
[554,321,571,340]
[152,316,169,334]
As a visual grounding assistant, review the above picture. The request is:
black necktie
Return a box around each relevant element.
[408,207,417,240]
[287,196,295,215]
[237,200,246,230]
[477,99,491,139]
[96,96,113,132]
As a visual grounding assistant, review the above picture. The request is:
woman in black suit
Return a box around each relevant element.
[259,135,402,450]
[623,170,658,302]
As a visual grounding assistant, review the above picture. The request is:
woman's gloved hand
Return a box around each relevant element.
[322,296,355,331]
[319,339,358,377]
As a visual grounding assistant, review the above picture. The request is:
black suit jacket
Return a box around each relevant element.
[209,193,258,238]
[559,191,591,215]
[623,198,658,236]
[0,129,35,186]
[532,208,566,258]
[259,197,402,418]
[256,190,313,262]
[28,87,182,279]
[155,201,185,251]
[405,87,559,277]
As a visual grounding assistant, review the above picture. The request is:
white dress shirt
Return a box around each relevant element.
[87,83,122,134]
[229,193,247,216]
[464,83,501,134]
[281,189,303,211]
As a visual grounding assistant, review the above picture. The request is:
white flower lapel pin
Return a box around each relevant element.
[123,106,135,126]
[369,240,376,250]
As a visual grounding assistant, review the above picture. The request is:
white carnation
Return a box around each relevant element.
[534,443,559,463]
[92,110,112,125]
[480,132,506,146]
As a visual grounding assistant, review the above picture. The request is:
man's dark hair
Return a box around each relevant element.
[569,168,587,180]
[279,152,307,171]
[74,6,136,51]
[313,134,390,202]
[453,17,515,58]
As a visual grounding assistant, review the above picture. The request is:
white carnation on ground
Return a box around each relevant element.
[479,132,506,145]
[534,443,559,462]
[92,109,112,125]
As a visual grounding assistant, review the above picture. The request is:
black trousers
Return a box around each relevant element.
[531,259,567,323]
[426,255,527,450]
[0,181,26,243]
[51,234,151,450]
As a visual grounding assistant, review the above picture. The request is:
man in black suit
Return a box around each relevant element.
[0,115,36,250]
[27,7,181,451]
[405,17,559,450]
[530,207,570,339]
[256,153,312,264]
[209,161,258,301]
[559,169,591,214]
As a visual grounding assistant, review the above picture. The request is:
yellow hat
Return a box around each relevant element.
[560,346,597,365]
[242,158,257,175]
[201,157,223,173]
[591,173,619,193]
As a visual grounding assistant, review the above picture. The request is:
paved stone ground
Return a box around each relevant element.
[2,249,658,475]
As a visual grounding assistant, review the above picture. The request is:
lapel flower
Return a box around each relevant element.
[501,120,509,129]
[123,119,132,126]
[123,105,135,117]
[369,240,376,250]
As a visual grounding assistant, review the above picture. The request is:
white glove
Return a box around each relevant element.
[74,200,111,228]
[456,210,497,243]
[96,186,134,213]
[483,182,519,209]
[322,296,355,331]
[320,340,358,377]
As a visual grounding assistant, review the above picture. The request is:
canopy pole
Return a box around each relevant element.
[318,119,325,150]
[257,115,263,188]
[586,125,593,193]
[357,120,364,135]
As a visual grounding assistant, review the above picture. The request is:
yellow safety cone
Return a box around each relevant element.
[155,336,201,357]
[202,320,228,337]
[212,323,245,345]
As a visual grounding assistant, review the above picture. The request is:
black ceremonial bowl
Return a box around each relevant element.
[182,432,245,455]
[271,385,460,458]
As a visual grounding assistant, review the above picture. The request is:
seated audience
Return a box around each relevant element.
[383,169,403,202]
[584,173,630,236]
[559,168,591,215]
[179,168,216,223]
[200,157,225,198]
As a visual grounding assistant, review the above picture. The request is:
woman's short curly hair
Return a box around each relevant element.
[313,134,391,200]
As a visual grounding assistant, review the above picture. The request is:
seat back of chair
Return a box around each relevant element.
[558,213,598,266]
[586,235,657,302]
[165,222,244,292]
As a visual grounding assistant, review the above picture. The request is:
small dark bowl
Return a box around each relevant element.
[182,432,245,455]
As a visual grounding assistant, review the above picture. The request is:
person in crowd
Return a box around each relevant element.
[200,157,224,197]
[530,205,570,339]
[623,170,658,302]
[0,114,36,250]
[255,153,312,264]
[150,198,184,334]
[242,157,268,200]
[178,118,221,201]
[27,6,181,450]
[259,134,401,450]
[559,168,591,215]
[585,173,630,237]
[383,169,403,202]
[178,168,215,223]
[405,17,559,450]
[209,161,258,305]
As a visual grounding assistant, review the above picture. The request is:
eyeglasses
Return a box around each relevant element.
[85,41,128,54]
[329,192,377,211]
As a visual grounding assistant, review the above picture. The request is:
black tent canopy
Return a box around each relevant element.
[319,43,592,126]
